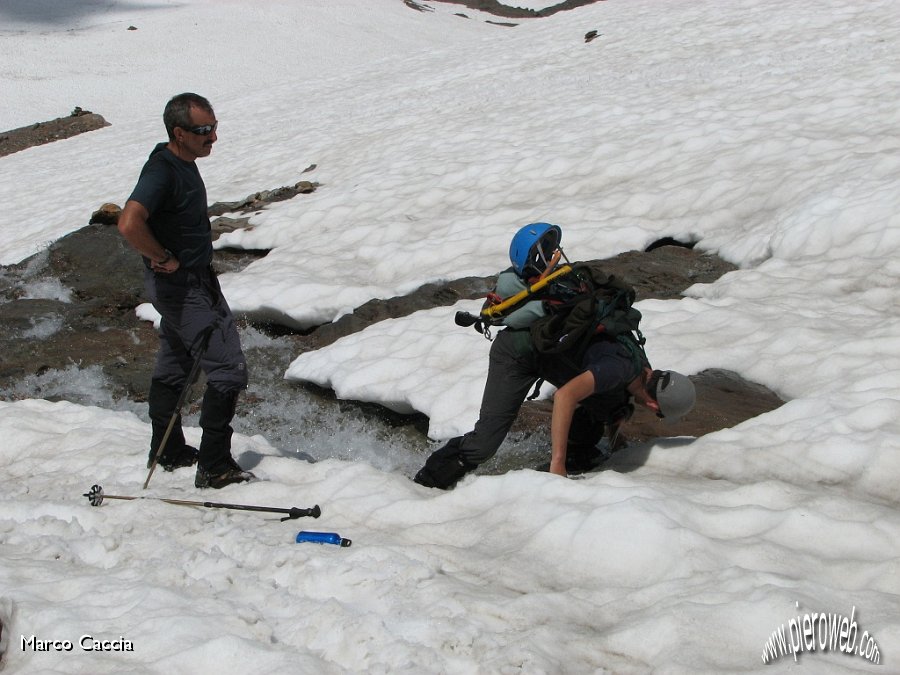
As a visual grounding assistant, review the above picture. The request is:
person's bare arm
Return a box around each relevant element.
[118,200,180,273]
[549,370,596,477]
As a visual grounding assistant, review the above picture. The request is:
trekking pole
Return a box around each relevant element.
[84,485,321,522]
[144,324,215,490]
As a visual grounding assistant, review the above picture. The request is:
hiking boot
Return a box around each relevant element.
[148,445,200,472]
[413,437,477,489]
[195,458,256,489]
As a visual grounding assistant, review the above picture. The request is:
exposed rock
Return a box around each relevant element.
[294,242,735,353]
[416,0,606,20]
[0,223,155,395]
[0,205,784,461]
[0,108,109,158]
[207,180,319,217]
[210,215,251,236]
[0,121,781,451]
[404,0,435,12]
[90,203,122,225]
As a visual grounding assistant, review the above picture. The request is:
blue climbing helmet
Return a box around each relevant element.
[509,222,563,278]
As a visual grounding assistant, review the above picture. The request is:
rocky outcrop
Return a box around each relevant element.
[411,0,606,20]
[0,108,109,158]
[0,210,783,447]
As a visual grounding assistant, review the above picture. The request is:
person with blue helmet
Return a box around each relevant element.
[413,223,696,489]
[509,222,562,278]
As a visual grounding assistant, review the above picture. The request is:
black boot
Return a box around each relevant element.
[195,386,254,489]
[147,379,199,471]
[414,437,477,490]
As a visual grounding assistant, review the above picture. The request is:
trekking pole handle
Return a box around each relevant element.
[281,506,322,521]
[198,501,322,520]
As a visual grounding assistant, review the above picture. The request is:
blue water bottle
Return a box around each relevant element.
[296,531,352,547]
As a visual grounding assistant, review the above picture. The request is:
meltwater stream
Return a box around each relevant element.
[0,322,552,482]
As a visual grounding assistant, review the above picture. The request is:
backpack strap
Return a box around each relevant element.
[615,332,650,382]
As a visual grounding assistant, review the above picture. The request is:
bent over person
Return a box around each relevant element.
[414,223,696,489]
[118,93,253,489]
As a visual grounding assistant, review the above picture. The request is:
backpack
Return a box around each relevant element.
[528,264,647,366]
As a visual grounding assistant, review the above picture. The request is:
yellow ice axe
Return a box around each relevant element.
[480,264,574,320]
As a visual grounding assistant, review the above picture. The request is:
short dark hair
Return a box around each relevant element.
[163,93,214,140]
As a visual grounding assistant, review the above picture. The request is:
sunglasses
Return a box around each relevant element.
[182,121,218,136]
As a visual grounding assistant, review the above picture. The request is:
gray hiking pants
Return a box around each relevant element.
[415,328,634,488]
[145,265,248,395]
[457,329,539,465]
[456,329,631,466]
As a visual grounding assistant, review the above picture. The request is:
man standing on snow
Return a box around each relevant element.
[413,223,697,490]
[118,92,254,489]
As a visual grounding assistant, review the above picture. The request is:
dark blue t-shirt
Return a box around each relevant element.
[581,340,639,394]
[537,338,640,423]
[542,339,638,393]
[128,143,213,269]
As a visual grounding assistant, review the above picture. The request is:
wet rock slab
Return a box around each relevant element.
[0,223,156,396]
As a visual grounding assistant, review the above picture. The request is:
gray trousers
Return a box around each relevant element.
[457,329,629,466]
[457,329,540,465]
[415,329,632,488]
[144,265,247,394]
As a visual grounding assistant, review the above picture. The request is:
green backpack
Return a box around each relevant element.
[529,265,647,366]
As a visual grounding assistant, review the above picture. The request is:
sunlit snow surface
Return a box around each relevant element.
[1,0,899,672]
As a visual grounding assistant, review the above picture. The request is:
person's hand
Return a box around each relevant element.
[151,251,179,274]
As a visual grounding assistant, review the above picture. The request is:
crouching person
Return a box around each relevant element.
[414,223,696,489]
